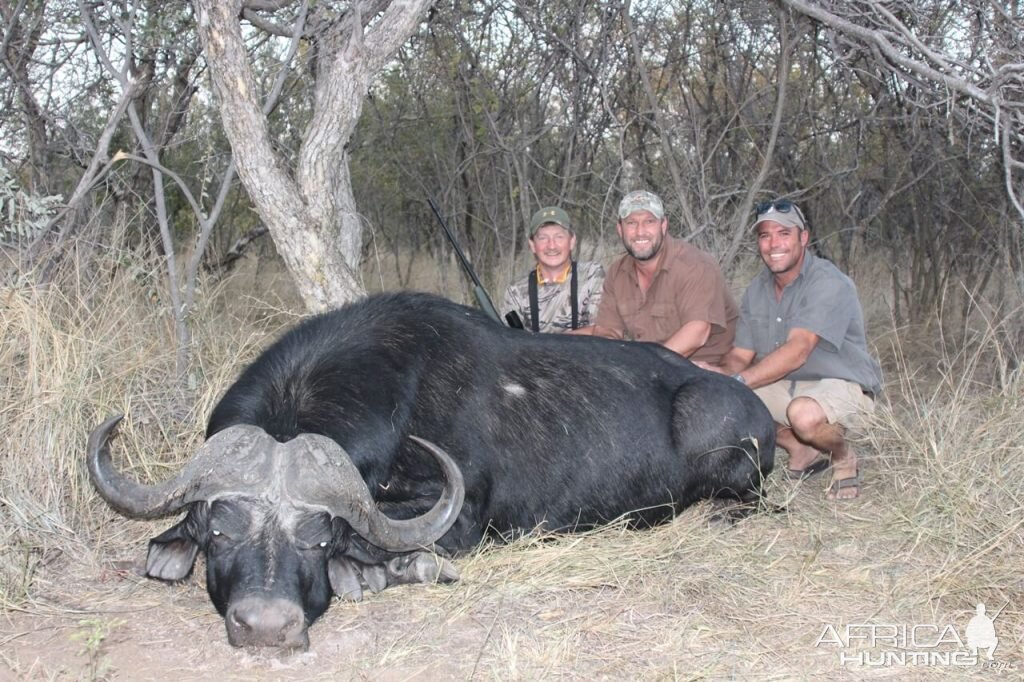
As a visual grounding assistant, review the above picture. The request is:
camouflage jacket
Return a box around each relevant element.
[501,260,605,333]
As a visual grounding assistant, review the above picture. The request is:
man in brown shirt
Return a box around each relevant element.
[593,190,738,365]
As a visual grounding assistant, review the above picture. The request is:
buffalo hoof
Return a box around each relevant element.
[383,551,460,587]
[329,551,460,602]
[707,497,785,526]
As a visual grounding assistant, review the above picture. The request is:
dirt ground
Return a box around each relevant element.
[2,503,802,681]
[2,559,496,681]
[3,476,1022,681]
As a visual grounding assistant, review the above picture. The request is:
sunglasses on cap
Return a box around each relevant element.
[755,199,804,218]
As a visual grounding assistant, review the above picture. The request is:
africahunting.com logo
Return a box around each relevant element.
[815,603,1015,671]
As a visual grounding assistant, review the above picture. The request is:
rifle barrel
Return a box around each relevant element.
[428,198,485,290]
[428,197,503,325]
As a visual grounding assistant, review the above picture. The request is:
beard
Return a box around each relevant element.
[623,232,664,261]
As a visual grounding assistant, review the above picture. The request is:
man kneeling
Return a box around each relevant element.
[708,199,882,500]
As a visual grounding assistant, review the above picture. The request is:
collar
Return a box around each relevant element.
[536,261,572,285]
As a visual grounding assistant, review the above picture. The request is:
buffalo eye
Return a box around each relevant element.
[297,539,330,552]
[207,528,237,555]
[293,534,332,552]
[294,511,333,551]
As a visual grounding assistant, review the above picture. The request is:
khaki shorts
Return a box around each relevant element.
[753,378,875,430]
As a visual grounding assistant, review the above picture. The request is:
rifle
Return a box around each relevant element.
[427,197,523,328]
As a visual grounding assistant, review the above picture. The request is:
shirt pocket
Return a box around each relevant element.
[746,313,776,354]
[623,302,676,342]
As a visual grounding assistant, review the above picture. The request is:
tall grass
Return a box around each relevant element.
[0,251,286,607]
[863,308,1024,614]
[1,245,1022,676]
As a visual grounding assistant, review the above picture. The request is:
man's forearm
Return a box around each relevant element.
[662,320,712,357]
[739,340,813,388]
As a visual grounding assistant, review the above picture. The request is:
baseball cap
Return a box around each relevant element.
[618,190,665,220]
[751,199,806,231]
[529,206,573,236]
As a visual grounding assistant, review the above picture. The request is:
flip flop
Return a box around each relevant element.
[786,458,831,480]
[826,470,861,500]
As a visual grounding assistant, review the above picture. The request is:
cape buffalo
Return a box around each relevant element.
[87,292,774,650]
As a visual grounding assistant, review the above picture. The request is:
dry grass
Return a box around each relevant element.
[1,248,1022,679]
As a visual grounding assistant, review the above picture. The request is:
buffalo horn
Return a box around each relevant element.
[286,434,465,552]
[86,414,277,519]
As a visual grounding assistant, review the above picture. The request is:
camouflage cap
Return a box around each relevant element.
[529,206,573,236]
[618,190,665,220]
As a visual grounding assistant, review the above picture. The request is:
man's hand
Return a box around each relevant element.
[591,324,622,340]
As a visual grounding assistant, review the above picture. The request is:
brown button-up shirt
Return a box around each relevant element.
[594,235,738,364]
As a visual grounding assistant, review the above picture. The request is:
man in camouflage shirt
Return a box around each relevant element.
[502,206,605,334]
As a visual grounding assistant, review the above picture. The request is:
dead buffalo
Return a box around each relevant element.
[88,291,774,649]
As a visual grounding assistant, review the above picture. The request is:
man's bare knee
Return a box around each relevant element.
[786,397,828,436]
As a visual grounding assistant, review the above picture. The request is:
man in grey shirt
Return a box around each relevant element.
[707,199,882,500]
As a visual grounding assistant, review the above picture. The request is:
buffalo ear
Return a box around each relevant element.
[146,519,200,581]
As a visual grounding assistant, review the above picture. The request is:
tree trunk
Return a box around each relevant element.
[193,0,434,311]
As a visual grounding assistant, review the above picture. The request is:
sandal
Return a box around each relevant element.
[786,458,831,480]
[826,470,861,500]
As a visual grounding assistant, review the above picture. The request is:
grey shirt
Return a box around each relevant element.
[736,251,883,395]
